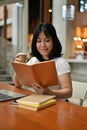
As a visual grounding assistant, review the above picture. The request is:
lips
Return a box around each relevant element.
[40,48,48,51]
[40,49,47,54]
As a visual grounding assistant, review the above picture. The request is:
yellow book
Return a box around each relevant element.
[18,99,57,111]
[16,94,56,105]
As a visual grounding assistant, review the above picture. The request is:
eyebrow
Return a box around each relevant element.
[37,36,50,39]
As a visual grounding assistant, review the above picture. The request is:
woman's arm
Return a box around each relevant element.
[13,73,21,87]
[52,73,72,98]
[12,53,23,87]
[32,72,72,99]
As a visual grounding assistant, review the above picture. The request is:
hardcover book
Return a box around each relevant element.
[12,60,58,87]
[18,99,57,111]
[16,94,56,105]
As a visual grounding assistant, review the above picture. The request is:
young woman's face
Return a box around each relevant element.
[36,31,53,60]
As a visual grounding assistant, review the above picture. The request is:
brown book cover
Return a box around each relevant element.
[16,94,56,105]
[12,60,58,87]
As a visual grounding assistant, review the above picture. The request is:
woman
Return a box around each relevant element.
[13,23,72,100]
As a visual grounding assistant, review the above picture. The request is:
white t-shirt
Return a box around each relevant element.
[27,56,71,76]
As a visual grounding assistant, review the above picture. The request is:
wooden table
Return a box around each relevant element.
[0,82,87,130]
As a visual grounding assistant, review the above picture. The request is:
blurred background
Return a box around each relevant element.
[0,0,87,84]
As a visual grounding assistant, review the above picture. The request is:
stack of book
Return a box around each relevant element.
[16,94,57,111]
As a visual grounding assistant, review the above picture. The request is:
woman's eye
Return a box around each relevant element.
[36,38,50,43]
[37,40,41,42]
[45,39,50,42]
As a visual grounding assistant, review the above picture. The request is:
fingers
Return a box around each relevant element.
[14,53,22,62]
[32,83,41,89]
[32,83,43,94]
[32,83,51,95]
[15,57,21,62]
[14,53,27,63]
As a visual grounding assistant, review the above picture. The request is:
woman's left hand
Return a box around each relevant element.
[32,82,50,94]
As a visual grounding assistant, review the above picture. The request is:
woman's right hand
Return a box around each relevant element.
[14,53,22,63]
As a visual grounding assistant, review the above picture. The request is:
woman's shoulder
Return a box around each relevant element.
[27,57,39,64]
[54,57,71,74]
[54,57,68,64]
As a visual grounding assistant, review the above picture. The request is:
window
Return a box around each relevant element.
[79,0,87,12]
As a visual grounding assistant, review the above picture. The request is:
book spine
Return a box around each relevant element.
[18,104,37,111]
[18,99,57,110]
[18,100,56,111]
[37,100,56,110]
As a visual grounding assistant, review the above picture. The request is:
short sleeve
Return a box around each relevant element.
[27,57,39,65]
[54,58,71,76]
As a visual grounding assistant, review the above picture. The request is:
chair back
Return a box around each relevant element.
[72,81,87,100]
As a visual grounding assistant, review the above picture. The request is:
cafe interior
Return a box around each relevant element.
[0,1,87,130]
[0,0,87,106]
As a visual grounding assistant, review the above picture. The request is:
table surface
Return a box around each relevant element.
[0,82,87,130]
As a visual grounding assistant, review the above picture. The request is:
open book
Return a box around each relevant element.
[12,60,58,87]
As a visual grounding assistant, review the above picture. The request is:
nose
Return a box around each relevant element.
[41,41,46,46]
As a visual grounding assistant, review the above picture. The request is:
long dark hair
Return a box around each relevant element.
[31,23,62,61]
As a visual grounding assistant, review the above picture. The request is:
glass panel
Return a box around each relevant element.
[0,0,24,84]
[79,0,87,12]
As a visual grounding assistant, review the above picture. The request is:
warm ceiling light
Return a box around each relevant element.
[74,27,82,37]
[82,27,87,38]
[74,37,81,41]
[74,27,87,38]
[48,9,52,13]
[77,44,82,49]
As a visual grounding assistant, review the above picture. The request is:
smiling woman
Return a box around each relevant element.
[13,23,72,101]
[36,31,53,60]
